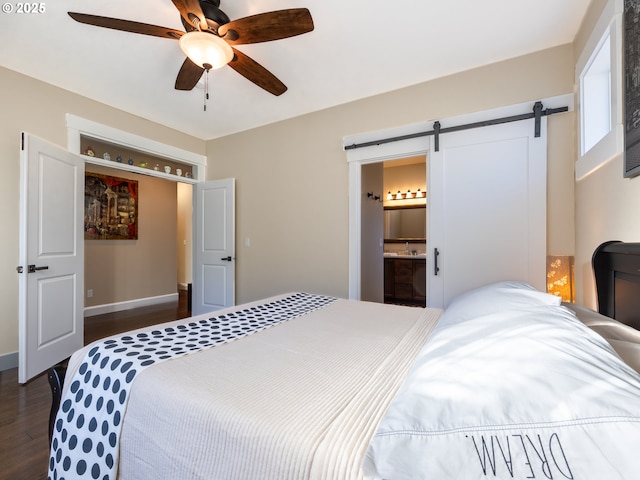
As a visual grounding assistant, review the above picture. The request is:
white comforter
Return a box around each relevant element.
[64,295,441,479]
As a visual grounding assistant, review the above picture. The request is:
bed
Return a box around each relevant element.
[47,243,640,479]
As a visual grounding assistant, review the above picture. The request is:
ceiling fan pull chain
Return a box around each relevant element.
[203,63,212,112]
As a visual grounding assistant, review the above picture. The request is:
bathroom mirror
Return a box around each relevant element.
[384,206,426,241]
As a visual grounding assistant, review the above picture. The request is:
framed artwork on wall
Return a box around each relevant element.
[625,0,640,177]
[85,172,138,240]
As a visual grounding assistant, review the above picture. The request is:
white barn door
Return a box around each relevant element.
[192,178,235,315]
[428,118,547,308]
[18,133,84,383]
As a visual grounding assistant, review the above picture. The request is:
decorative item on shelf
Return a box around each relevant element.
[116,155,123,163]
[164,166,171,174]
[84,146,95,157]
[139,161,147,168]
[176,168,183,176]
[127,158,134,165]
[154,164,160,171]
[103,152,111,161]
[546,255,575,303]
[367,192,382,202]
[185,171,192,179]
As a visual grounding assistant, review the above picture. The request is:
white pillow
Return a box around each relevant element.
[442,281,561,325]
[363,302,640,479]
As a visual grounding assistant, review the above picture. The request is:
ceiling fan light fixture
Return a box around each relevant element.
[179,31,233,70]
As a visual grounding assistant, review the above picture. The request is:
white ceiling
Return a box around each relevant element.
[0,0,591,140]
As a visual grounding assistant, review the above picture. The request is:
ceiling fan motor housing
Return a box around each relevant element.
[181,0,230,32]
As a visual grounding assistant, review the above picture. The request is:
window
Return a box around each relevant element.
[581,33,612,154]
[575,0,623,180]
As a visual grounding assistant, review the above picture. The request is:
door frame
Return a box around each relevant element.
[344,95,573,302]
[346,128,429,301]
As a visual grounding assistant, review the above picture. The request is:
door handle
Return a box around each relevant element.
[220,256,233,262]
[433,248,440,276]
[28,264,49,273]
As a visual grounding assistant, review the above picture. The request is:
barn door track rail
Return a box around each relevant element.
[344,101,568,152]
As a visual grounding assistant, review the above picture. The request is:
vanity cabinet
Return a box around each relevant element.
[384,257,426,306]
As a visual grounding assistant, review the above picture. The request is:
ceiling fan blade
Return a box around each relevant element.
[172,0,208,31]
[219,8,314,45]
[228,49,286,96]
[175,58,205,91]
[68,12,184,39]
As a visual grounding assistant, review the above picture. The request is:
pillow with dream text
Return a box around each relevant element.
[362,301,640,479]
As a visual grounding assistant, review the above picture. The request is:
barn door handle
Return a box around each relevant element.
[220,256,232,262]
[433,248,440,276]
[28,264,49,273]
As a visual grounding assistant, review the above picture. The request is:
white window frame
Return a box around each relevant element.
[575,0,624,180]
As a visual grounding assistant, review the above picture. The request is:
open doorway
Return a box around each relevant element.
[83,164,193,317]
[360,156,427,305]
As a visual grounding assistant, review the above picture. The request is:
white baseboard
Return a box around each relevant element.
[0,351,18,371]
[84,293,179,317]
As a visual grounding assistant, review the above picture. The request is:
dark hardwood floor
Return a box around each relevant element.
[0,291,190,480]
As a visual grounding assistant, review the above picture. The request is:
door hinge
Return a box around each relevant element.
[16,266,23,273]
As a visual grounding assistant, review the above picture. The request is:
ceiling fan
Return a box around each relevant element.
[68,0,314,96]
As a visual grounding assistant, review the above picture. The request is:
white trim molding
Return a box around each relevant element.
[84,293,179,317]
[66,114,207,181]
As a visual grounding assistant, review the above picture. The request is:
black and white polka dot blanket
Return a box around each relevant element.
[48,292,336,480]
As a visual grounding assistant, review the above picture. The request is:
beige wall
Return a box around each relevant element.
[0,66,203,360]
[84,164,178,308]
[572,0,640,308]
[207,45,577,305]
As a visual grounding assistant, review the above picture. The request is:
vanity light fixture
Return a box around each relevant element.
[387,189,427,201]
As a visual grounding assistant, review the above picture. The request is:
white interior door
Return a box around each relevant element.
[428,118,547,308]
[19,133,84,383]
[192,178,235,315]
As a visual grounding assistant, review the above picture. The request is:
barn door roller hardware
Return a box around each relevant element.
[344,101,568,152]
